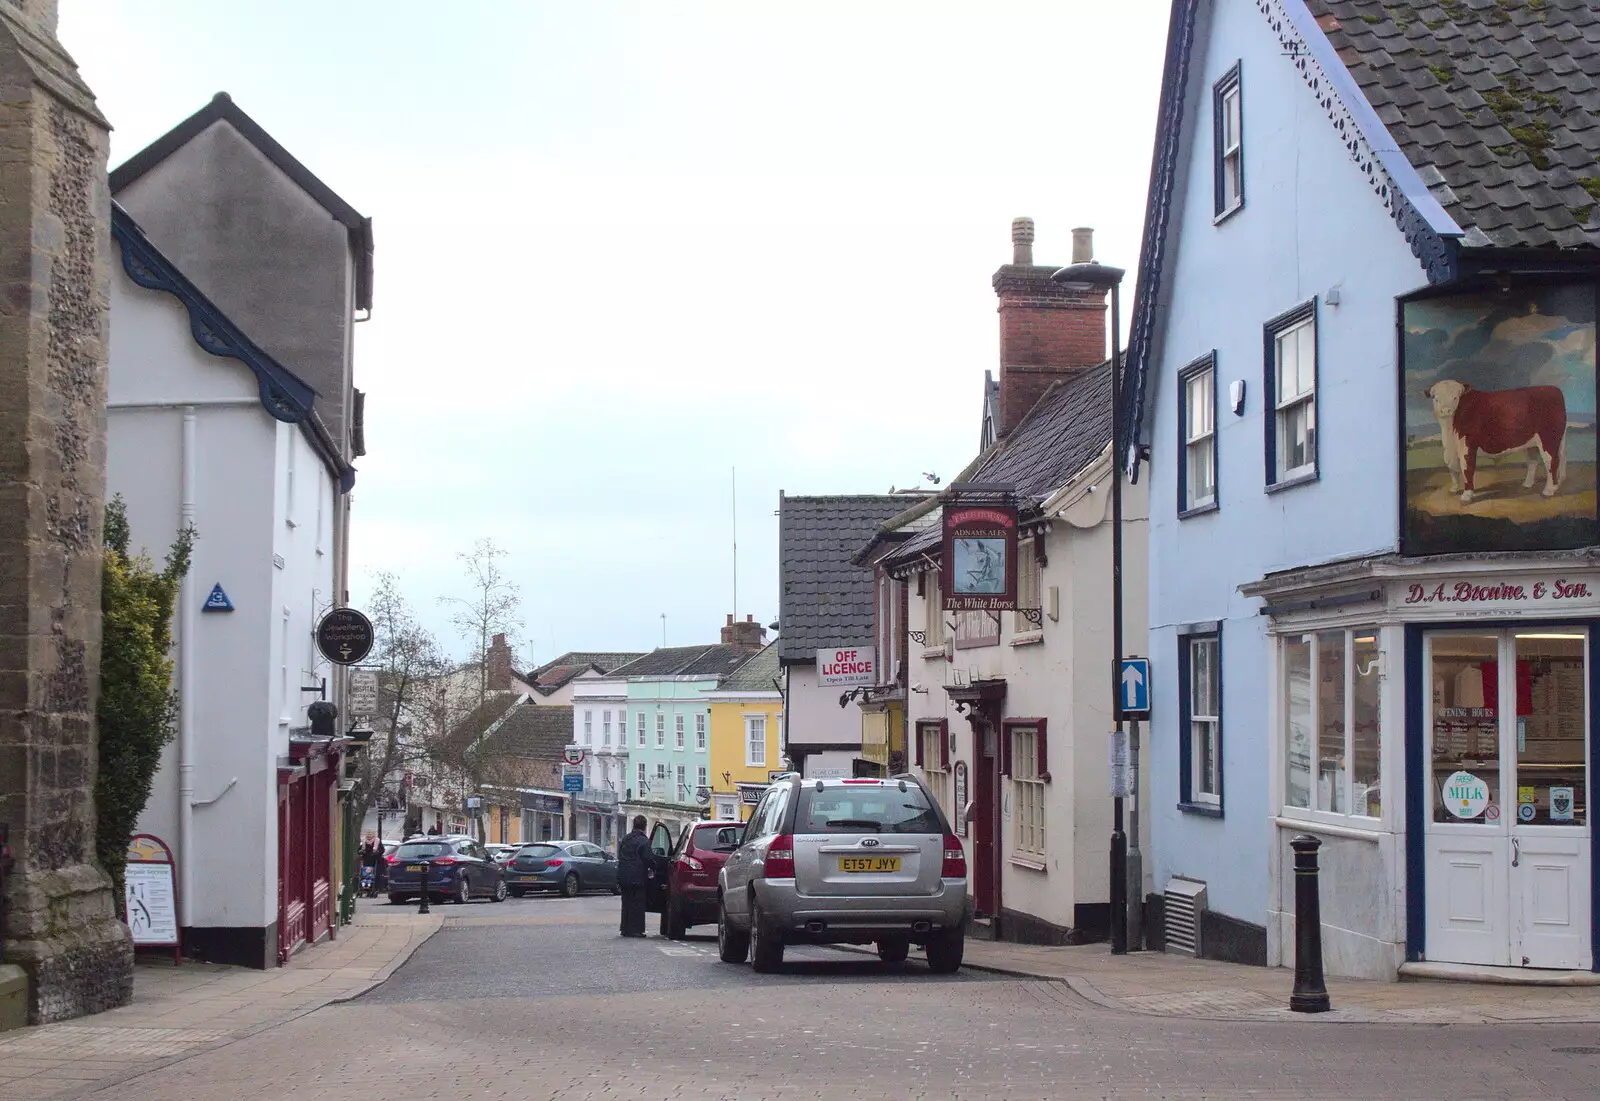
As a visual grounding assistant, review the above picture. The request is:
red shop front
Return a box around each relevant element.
[277,739,342,964]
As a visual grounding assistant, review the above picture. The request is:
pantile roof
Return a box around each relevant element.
[778,495,909,662]
[1306,0,1600,250]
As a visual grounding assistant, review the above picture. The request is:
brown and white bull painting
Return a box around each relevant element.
[1424,379,1567,503]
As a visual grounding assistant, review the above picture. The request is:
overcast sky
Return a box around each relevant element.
[63,1,1168,665]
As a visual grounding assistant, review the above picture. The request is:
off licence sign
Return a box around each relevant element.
[817,647,875,686]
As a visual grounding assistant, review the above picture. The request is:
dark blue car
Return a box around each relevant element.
[387,836,507,905]
[503,840,620,898]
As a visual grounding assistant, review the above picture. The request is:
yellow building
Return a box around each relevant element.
[704,643,783,821]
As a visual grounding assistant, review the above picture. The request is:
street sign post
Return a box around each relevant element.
[563,744,585,766]
[1109,728,1130,798]
[1119,657,1151,718]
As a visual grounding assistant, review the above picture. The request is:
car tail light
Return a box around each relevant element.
[941,834,966,878]
[432,856,457,866]
[763,835,794,878]
[545,858,564,867]
[678,855,703,872]
[385,854,397,864]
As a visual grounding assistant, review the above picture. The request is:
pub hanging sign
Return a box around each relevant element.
[941,499,1018,611]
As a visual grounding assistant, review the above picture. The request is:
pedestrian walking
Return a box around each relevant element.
[616,815,654,937]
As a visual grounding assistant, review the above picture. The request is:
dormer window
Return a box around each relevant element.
[1214,64,1243,219]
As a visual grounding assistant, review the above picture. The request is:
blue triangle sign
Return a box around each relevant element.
[202,584,234,613]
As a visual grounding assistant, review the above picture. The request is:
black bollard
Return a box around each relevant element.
[1289,834,1330,1013]
[418,859,431,915]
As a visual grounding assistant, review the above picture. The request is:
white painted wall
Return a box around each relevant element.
[107,253,337,937]
[1142,0,1427,950]
[902,469,1149,934]
[783,665,862,752]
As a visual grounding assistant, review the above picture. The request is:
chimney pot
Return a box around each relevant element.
[726,614,734,625]
[1071,227,1094,265]
[1011,217,1035,266]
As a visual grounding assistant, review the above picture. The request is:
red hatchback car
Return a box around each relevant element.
[661,821,744,939]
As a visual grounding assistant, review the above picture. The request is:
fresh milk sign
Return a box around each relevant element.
[817,647,875,687]
[1443,770,1490,819]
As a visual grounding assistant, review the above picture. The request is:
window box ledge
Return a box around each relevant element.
[1009,631,1044,647]
[1265,470,1319,495]
[1178,501,1219,521]
[1178,801,1223,818]
[1009,855,1047,872]
[1212,201,1243,227]
[921,646,947,660]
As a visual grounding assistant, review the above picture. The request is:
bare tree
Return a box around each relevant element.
[440,538,524,706]
[351,571,452,828]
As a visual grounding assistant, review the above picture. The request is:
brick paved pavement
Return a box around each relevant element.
[0,907,441,1100]
[40,895,1600,1101]
[943,939,1600,1024]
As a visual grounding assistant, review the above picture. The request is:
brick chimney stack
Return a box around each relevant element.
[487,632,513,691]
[721,614,767,654]
[992,219,1108,438]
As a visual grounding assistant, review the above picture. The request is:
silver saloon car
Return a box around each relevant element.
[716,774,967,974]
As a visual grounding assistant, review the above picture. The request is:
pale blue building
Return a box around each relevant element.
[1127,0,1600,979]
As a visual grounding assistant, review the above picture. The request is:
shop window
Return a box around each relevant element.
[1283,628,1381,820]
[1179,629,1222,812]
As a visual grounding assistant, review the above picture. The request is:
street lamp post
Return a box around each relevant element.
[1051,258,1128,955]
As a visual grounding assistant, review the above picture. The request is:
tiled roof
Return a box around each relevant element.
[442,691,524,758]
[481,704,573,760]
[1306,0,1600,250]
[535,664,590,688]
[721,642,782,693]
[681,645,755,678]
[533,651,644,678]
[778,495,909,662]
[883,364,1113,569]
[610,645,723,678]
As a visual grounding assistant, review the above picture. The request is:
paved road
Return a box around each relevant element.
[86,893,1600,1100]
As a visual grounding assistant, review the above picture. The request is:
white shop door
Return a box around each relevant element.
[1424,630,1591,970]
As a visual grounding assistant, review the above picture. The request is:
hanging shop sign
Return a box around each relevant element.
[124,833,181,963]
[817,647,875,686]
[737,782,768,805]
[347,667,379,716]
[942,500,1018,611]
[316,608,374,666]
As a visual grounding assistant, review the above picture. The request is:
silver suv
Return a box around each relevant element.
[716,774,966,973]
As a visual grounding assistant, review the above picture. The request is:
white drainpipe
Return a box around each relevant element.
[178,406,197,928]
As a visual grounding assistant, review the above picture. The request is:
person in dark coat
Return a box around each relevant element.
[616,815,656,937]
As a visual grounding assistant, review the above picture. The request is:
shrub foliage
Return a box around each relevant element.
[95,497,193,906]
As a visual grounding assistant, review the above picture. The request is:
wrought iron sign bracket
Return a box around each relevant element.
[1018,608,1044,626]
[908,631,927,645]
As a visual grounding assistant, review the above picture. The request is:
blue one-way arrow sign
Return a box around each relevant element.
[1120,657,1151,718]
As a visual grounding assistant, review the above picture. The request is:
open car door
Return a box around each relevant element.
[645,822,673,913]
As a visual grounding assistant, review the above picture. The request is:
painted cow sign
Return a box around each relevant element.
[1424,379,1566,503]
